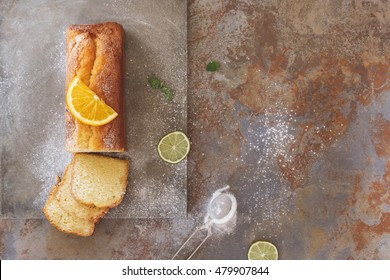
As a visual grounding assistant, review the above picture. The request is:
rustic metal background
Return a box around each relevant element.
[1,0,389,259]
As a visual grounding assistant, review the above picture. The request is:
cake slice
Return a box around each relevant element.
[43,185,95,237]
[71,153,129,208]
[56,163,109,222]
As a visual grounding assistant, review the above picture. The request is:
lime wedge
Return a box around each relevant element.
[248,241,278,260]
[157,131,190,164]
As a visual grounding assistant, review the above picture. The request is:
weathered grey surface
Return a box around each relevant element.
[0,0,187,218]
[1,0,390,260]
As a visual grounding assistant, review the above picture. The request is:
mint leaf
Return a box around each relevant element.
[161,86,174,101]
[206,60,221,72]
[148,76,174,101]
[148,77,163,89]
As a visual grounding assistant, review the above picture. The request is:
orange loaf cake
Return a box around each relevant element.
[65,22,126,152]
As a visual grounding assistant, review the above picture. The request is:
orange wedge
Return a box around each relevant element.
[66,76,118,126]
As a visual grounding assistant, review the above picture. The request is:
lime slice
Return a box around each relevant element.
[248,241,278,260]
[157,131,190,164]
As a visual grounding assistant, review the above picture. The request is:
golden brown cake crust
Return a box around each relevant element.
[66,22,126,152]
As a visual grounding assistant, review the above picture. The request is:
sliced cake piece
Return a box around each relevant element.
[43,185,95,237]
[71,153,129,208]
[56,163,109,222]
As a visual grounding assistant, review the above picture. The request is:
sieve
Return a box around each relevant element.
[172,186,237,259]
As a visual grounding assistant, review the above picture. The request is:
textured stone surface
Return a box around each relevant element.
[1,0,389,259]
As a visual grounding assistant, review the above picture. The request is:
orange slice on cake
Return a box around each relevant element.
[66,76,118,126]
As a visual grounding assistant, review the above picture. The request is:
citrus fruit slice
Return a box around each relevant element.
[248,241,278,260]
[157,131,190,164]
[66,76,118,126]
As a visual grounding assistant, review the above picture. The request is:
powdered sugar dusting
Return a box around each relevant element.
[0,10,70,217]
[103,130,116,150]
[29,123,72,211]
[237,108,296,234]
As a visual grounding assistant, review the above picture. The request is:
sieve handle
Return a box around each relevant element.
[171,224,211,260]
[187,230,211,260]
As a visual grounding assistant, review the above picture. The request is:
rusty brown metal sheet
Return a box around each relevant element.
[186,0,390,259]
